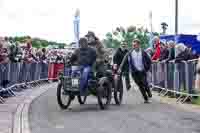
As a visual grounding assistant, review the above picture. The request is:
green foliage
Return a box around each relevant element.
[6,36,66,49]
[104,26,155,49]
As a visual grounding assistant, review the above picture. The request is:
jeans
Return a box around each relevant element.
[80,66,92,95]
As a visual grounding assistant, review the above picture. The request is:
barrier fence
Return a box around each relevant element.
[0,62,50,103]
[151,59,200,103]
[1,60,200,104]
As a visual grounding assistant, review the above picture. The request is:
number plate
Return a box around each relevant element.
[72,78,79,86]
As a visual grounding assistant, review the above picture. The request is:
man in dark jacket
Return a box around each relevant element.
[113,41,131,90]
[70,37,97,95]
[9,42,23,62]
[119,39,152,103]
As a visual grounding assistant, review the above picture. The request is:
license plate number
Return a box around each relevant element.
[72,79,79,86]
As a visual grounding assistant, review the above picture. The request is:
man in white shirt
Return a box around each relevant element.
[119,39,152,103]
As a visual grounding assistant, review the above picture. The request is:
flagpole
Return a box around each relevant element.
[149,11,153,33]
[74,9,80,48]
[149,11,154,48]
[175,0,178,35]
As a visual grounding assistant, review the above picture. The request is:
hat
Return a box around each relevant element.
[133,38,141,44]
[85,31,95,37]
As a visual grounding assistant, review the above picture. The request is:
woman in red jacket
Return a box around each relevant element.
[151,36,161,61]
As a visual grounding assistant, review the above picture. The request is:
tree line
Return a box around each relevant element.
[6,36,66,49]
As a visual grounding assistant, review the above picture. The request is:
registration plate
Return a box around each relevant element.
[72,78,79,86]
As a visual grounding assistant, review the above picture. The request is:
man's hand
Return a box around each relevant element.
[161,60,166,63]
[152,60,158,63]
[117,68,122,74]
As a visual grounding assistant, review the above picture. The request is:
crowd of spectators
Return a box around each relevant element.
[0,37,72,64]
[145,36,199,63]
[1,35,199,65]
[144,36,200,93]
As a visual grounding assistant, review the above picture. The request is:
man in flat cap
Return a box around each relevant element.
[119,39,152,103]
[85,31,107,75]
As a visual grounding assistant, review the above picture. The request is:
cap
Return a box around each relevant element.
[133,38,141,44]
[85,31,95,37]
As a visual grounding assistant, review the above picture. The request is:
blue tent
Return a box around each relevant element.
[160,34,200,54]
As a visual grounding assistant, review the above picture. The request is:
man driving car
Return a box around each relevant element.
[70,37,97,96]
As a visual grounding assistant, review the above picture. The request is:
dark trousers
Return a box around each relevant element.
[131,71,152,101]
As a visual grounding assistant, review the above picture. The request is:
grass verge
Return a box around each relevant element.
[192,97,200,105]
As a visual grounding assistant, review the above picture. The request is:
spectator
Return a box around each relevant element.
[159,42,169,61]
[56,53,64,63]
[187,45,199,60]
[0,40,9,64]
[9,42,23,62]
[4,37,12,47]
[23,40,35,63]
[174,43,189,91]
[151,36,161,61]
[31,48,40,62]
[175,43,189,63]
[166,41,175,62]
[40,48,47,61]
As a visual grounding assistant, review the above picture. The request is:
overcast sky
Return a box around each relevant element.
[0,0,199,43]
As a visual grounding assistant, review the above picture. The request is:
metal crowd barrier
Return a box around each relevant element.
[0,62,50,103]
[151,59,200,103]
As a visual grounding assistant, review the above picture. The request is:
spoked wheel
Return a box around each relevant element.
[77,95,87,104]
[97,77,112,110]
[114,75,123,105]
[57,83,72,109]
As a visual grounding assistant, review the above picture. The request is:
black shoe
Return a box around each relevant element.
[70,95,75,100]
[144,100,150,104]
[127,84,131,91]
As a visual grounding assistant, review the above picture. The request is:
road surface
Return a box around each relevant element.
[29,84,200,133]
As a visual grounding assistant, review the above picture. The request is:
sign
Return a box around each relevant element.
[72,78,79,86]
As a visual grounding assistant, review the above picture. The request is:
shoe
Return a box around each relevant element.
[70,95,75,100]
[144,100,150,104]
[127,84,131,91]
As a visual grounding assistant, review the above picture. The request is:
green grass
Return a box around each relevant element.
[192,97,200,105]
[181,89,200,105]
[167,89,200,105]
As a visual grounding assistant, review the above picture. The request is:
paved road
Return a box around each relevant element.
[29,85,200,133]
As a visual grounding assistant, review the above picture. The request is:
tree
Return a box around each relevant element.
[7,35,67,49]
[161,22,168,35]
[104,25,151,49]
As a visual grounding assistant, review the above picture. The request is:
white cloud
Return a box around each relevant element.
[0,0,199,43]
